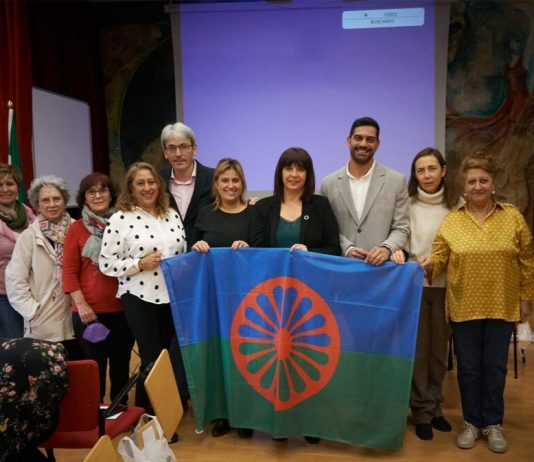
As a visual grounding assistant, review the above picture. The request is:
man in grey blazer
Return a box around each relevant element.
[320,117,409,265]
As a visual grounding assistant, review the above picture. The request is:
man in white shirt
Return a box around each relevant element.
[160,122,214,246]
[320,117,409,265]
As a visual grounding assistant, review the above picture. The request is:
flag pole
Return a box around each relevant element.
[7,100,14,164]
[7,100,28,203]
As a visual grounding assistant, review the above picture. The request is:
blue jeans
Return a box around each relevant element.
[452,319,514,427]
[0,294,23,338]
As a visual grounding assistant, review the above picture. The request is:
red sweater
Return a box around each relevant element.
[62,219,122,313]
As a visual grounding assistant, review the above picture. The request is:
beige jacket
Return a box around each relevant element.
[5,218,74,341]
[320,162,410,256]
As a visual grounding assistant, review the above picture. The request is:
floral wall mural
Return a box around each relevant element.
[447,0,534,227]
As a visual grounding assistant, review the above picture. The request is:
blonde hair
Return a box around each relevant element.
[212,158,247,209]
[460,153,498,179]
[115,162,169,217]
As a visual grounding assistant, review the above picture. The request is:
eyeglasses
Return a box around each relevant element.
[86,187,110,198]
[164,144,193,153]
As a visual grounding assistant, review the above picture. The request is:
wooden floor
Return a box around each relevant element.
[54,345,534,461]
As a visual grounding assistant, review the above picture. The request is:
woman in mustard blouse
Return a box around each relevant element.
[423,154,534,454]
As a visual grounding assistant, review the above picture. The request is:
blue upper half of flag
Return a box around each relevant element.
[162,248,423,359]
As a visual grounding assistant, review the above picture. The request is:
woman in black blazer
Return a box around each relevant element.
[252,148,340,445]
[252,147,340,256]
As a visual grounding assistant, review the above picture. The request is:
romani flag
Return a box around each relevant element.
[162,248,423,449]
[7,102,28,203]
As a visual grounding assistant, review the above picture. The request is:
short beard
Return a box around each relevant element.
[350,150,374,165]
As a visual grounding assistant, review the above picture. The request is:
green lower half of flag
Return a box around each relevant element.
[182,337,413,450]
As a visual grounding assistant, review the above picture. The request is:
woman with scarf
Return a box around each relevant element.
[5,175,77,357]
[62,173,134,402]
[0,164,35,338]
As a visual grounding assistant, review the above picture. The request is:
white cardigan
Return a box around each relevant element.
[5,218,74,341]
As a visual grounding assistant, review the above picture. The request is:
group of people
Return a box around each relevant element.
[1,116,532,458]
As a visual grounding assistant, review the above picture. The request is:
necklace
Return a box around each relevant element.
[467,200,494,223]
[220,202,245,214]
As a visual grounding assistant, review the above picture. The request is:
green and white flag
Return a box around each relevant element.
[8,103,27,203]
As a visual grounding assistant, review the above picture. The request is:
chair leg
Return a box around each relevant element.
[447,336,454,371]
[513,325,518,379]
[45,448,56,462]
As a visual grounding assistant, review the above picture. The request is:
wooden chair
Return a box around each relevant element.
[144,349,183,441]
[40,359,145,461]
[83,435,120,462]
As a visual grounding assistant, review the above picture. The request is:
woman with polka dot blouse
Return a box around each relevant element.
[99,161,186,410]
[422,154,534,454]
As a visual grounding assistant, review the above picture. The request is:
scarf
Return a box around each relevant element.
[0,201,34,242]
[39,212,71,284]
[0,200,29,228]
[81,205,111,265]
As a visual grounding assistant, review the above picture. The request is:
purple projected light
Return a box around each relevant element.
[178,0,435,190]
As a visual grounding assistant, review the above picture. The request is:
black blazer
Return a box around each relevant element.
[161,160,215,245]
[251,195,341,255]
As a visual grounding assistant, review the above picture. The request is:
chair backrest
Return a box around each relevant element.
[41,358,145,451]
[144,349,183,440]
[56,359,101,432]
[83,435,119,462]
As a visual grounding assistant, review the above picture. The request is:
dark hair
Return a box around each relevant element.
[407,147,454,209]
[273,147,315,202]
[348,116,380,140]
[212,158,247,209]
[76,173,116,210]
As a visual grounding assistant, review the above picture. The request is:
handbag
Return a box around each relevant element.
[516,321,533,349]
[118,414,176,462]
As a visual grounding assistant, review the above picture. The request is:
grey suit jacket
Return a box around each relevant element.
[319,162,409,255]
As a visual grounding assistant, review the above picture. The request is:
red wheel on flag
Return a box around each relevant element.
[231,276,340,411]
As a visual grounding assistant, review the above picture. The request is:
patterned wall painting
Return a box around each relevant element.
[99,5,175,190]
[447,0,534,227]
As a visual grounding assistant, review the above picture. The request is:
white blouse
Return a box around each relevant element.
[99,207,186,304]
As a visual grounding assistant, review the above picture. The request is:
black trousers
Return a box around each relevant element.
[452,319,514,427]
[121,293,176,411]
[72,311,134,402]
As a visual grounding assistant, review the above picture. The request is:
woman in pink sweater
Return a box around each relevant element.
[0,163,35,338]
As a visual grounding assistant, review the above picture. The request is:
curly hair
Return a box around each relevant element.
[115,162,169,217]
[27,175,70,210]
